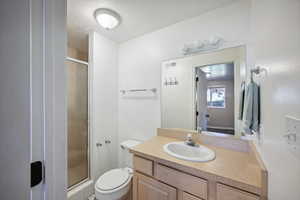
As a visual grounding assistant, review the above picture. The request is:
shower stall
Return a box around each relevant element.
[66,56,89,189]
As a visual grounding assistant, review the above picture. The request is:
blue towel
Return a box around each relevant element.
[242,82,260,134]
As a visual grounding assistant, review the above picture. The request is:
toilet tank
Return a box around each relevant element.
[120,140,141,168]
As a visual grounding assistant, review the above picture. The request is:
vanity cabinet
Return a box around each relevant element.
[132,155,262,200]
[130,131,268,200]
[133,172,177,200]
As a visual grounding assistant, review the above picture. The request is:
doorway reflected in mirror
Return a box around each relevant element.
[195,63,234,135]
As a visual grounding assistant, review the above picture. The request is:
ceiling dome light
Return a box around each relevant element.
[94,8,121,30]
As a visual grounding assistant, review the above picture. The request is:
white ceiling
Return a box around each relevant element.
[67,0,237,51]
[200,63,234,81]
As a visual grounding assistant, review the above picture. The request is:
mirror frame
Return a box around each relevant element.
[160,45,247,137]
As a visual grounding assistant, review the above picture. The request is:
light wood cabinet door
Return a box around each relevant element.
[182,192,203,200]
[133,172,177,200]
[217,184,260,200]
[156,164,207,199]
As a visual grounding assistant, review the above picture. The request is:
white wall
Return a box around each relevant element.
[118,0,300,199]
[249,0,300,199]
[118,1,251,145]
[90,32,119,181]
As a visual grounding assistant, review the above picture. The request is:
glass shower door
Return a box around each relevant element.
[67,59,89,188]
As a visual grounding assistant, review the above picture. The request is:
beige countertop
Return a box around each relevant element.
[130,136,263,191]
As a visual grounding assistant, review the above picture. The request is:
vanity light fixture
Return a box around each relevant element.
[94,8,121,30]
[182,36,224,55]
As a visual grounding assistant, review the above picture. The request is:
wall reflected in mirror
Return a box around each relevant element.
[161,46,246,136]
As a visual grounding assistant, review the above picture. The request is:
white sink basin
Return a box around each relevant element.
[163,141,215,162]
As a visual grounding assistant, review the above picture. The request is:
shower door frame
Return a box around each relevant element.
[66,57,91,191]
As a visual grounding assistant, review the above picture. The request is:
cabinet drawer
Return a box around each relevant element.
[133,156,153,176]
[183,192,203,200]
[156,164,207,199]
[217,184,260,200]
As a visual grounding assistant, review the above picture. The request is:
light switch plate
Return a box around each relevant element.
[285,116,300,158]
[285,116,300,137]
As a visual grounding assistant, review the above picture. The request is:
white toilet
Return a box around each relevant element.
[95,140,141,200]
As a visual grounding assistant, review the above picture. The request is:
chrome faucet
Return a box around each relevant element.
[197,127,202,134]
[185,133,196,147]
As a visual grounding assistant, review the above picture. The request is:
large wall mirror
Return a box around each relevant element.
[161,46,246,136]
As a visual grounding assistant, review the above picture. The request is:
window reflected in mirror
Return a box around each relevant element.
[207,87,226,108]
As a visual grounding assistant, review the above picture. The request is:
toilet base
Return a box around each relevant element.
[118,189,131,200]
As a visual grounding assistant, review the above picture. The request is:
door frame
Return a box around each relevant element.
[1,0,67,199]
[43,0,67,199]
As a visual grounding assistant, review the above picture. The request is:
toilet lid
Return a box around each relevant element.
[96,169,129,191]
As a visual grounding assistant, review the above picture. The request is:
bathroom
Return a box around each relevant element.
[0,0,300,200]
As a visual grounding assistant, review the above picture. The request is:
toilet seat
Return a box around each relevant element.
[95,168,133,200]
[96,168,130,191]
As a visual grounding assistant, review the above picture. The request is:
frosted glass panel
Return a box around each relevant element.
[67,60,89,188]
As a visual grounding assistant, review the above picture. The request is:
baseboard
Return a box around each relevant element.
[207,126,234,130]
